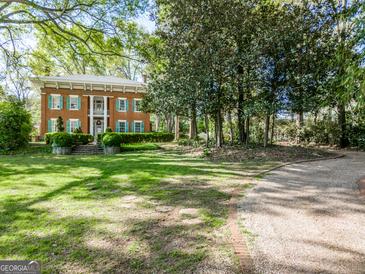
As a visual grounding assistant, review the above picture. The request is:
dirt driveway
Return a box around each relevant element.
[239,151,365,274]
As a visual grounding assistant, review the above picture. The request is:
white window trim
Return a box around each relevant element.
[50,118,57,132]
[118,120,127,132]
[134,98,142,112]
[69,95,79,111]
[69,119,79,133]
[118,97,127,112]
[50,94,61,110]
[134,120,143,133]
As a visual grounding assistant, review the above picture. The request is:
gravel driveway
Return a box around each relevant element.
[239,151,365,274]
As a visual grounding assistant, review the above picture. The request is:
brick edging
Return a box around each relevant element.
[357,177,365,196]
[257,153,345,177]
[228,189,254,274]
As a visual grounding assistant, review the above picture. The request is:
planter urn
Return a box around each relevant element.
[104,146,120,155]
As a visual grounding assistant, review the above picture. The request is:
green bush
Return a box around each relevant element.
[121,143,160,152]
[46,133,93,145]
[348,125,365,150]
[72,133,94,145]
[0,102,32,150]
[102,133,122,147]
[51,132,74,147]
[105,127,113,133]
[73,127,83,133]
[98,132,174,144]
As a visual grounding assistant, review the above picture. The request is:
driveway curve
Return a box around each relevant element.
[239,151,365,274]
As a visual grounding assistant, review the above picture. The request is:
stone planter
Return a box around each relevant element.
[52,146,72,155]
[104,146,120,155]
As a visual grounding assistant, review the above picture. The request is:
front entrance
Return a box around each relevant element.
[94,119,104,136]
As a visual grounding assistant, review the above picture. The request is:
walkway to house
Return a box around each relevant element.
[239,151,365,274]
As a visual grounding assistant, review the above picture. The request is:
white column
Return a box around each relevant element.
[103,96,108,132]
[89,95,94,135]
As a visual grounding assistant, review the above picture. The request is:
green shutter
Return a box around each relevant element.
[78,97,81,110]
[126,100,129,112]
[116,99,119,112]
[66,96,70,110]
[66,120,71,133]
[125,121,129,132]
[48,119,52,132]
[48,95,52,109]
[132,99,135,112]
[115,121,120,132]
[131,121,135,132]
[59,96,63,109]
[141,121,144,133]
[77,119,80,129]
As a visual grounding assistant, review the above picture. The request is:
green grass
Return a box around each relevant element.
[0,148,277,273]
[121,143,160,152]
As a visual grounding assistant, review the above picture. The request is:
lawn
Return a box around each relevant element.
[0,148,279,273]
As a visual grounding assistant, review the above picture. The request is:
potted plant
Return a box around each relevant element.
[51,132,73,155]
[102,133,122,154]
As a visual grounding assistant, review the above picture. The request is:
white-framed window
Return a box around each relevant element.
[69,95,80,110]
[133,120,144,133]
[49,94,62,110]
[133,99,142,112]
[67,119,80,133]
[48,118,57,132]
[116,120,128,132]
[117,98,128,112]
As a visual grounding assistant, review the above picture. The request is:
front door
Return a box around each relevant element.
[94,119,104,136]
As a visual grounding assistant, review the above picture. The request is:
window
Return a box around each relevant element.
[133,121,144,133]
[133,99,142,112]
[67,119,80,133]
[49,95,62,110]
[48,119,57,132]
[117,98,128,112]
[68,96,80,110]
[116,120,128,132]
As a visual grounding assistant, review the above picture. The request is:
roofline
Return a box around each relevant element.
[30,76,146,87]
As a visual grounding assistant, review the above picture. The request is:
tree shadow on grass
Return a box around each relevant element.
[0,152,244,273]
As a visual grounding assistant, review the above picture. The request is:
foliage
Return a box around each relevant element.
[105,127,113,133]
[0,101,32,150]
[46,132,93,145]
[56,116,65,132]
[120,143,160,152]
[73,127,83,133]
[51,132,74,147]
[102,133,123,147]
[98,132,174,144]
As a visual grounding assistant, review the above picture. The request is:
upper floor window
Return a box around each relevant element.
[67,95,80,110]
[48,95,63,110]
[117,98,128,112]
[133,99,142,112]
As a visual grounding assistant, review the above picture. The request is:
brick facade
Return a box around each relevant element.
[40,87,150,136]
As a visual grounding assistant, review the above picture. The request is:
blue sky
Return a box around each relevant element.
[135,13,156,33]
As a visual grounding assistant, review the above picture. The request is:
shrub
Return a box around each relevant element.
[102,133,122,147]
[72,133,94,145]
[105,127,113,133]
[98,132,174,144]
[73,127,83,133]
[51,132,73,147]
[56,116,64,132]
[0,101,32,150]
[46,132,93,145]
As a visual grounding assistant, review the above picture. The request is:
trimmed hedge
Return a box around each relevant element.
[51,133,74,147]
[45,133,93,145]
[102,133,122,147]
[97,132,174,144]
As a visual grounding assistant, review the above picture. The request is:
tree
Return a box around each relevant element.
[56,116,64,132]
[0,101,32,150]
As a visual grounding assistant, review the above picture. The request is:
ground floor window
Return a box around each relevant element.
[116,120,128,132]
[48,119,57,132]
[67,119,80,133]
[133,121,144,133]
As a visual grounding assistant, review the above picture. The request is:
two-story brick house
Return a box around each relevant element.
[31,75,150,137]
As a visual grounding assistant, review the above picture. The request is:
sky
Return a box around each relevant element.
[135,13,156,33]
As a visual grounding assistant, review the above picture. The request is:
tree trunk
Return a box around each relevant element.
[338,103,348,148]
[264,114,270,147]
[215,110,223,148]
[155,114,160,132]
[270,113,276,145]
[174,115,180,141]
[245,116,250,146]
[227,111,234,145]
[205,114,210,147]
[237,65,246,145]
[189,105,197,140]
[296,111,304,143]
